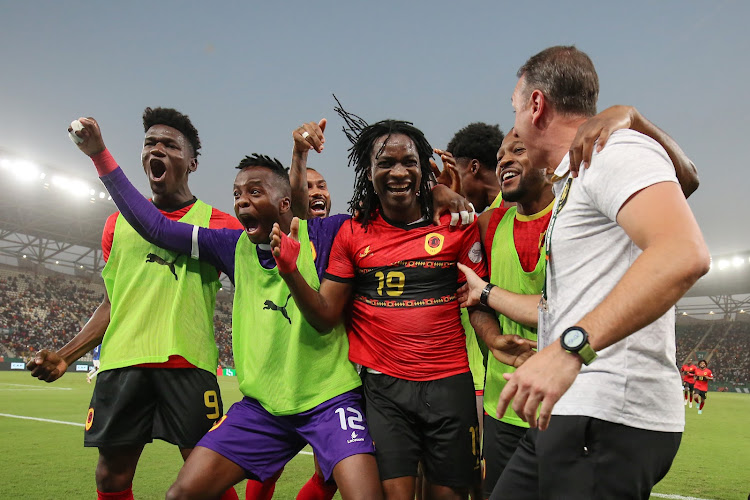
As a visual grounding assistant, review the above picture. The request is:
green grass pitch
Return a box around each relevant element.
[1,371,748,499]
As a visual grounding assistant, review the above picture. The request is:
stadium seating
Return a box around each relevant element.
[0,265,236,368]
[3,264,749,382]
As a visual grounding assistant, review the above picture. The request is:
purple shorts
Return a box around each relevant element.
[196,390,375,481]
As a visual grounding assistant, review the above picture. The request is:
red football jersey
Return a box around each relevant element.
[694,367,712,392]
[325,212,487,381]
[681,364,697,384]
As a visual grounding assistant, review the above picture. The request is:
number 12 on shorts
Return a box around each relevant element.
[335,407,365,431]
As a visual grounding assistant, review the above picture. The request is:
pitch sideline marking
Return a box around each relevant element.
[0,413,84,427]
[0,383,72,391]
[0,413,316,455]
[652,494,713,500]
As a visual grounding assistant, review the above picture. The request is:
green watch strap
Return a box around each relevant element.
[577,342,597,365]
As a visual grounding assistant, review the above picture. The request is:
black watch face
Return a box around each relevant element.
[563,329,585,350]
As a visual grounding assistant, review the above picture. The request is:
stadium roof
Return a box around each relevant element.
[0,151,114,275]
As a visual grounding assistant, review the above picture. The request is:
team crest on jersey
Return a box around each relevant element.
[425,233,445,256]
[85,408,94,431]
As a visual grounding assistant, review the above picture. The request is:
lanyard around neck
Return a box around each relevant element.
[541,174,573,306]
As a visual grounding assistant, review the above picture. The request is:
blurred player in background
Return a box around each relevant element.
[682,358,697,408]
[86,344,101,384]
[693,359,713,414]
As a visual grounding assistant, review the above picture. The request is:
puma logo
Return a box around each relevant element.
[263,293,292,324]
[145,253,179,280]
[359,246,372,258]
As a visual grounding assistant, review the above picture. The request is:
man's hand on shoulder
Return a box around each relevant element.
[26,350,69,383]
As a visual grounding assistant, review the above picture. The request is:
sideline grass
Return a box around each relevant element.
[1,371,747,499]
[0,371,334,499]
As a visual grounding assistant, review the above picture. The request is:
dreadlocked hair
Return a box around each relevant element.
[334,97,435,230]
[143,107,201,158]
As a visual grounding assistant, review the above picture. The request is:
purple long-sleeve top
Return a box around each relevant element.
[99,166,349,283]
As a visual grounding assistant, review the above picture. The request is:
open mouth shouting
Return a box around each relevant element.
[238,213,264,240]
[149,158,167,183]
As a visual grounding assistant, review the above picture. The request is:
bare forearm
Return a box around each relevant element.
[485,288,540,328]
[290,150,310,219]
[578,238,708,352]
[631,110,699,197]
[58,299,110,365]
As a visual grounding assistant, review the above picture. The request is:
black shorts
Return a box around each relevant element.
[694,389,707,399]
[84,367,223,449]
[363,371,479,488]
[490,415,681,499]
[482,416,527,498]
[683,381,694,390]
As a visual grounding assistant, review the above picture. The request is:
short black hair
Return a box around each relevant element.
[446,122,504,170]
[235,154,290,189]
[698,359,707,366]
[517,45,599,117]
[142,107,202,157]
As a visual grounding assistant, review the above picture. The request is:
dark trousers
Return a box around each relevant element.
[490,415,681,500]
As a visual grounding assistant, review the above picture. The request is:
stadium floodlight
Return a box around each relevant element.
[12,159,40,183]
[717,259,730,270]
[99,192,106,199]
[39,172,46,180]
[682,312,688,316]
[22,255,26,259]
[732,256,744,268]
[709,311,714,315]
[55,261,59,264]
[69,179,92,197]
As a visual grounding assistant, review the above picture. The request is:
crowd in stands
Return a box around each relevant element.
[707,321,750,384]
[3,266,750,382]
[676,320,750,384]
[1,267,236,367]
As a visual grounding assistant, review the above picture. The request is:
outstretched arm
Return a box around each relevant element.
[27,290,111,382]
[68,117,233,274]
[290,119,327,219]
[457,263,540,328]
[568,105,699,197]
[270,218,351,332]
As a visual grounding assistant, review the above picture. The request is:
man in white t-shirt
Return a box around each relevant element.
[457,46,710,499]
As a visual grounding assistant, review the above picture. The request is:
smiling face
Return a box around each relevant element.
[141,125,196,201]
[307,169,331,218]
[233,167,290,244]
[368,133,422,223]
[496,130,546,205]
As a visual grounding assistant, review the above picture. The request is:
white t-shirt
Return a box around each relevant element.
[540,129,684,432]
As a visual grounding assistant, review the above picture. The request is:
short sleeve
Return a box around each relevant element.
[324,220,356,282]
[457,221,487,283]
[580,130,679,221]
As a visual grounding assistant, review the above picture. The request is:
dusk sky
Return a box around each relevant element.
[2,1,747,255]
